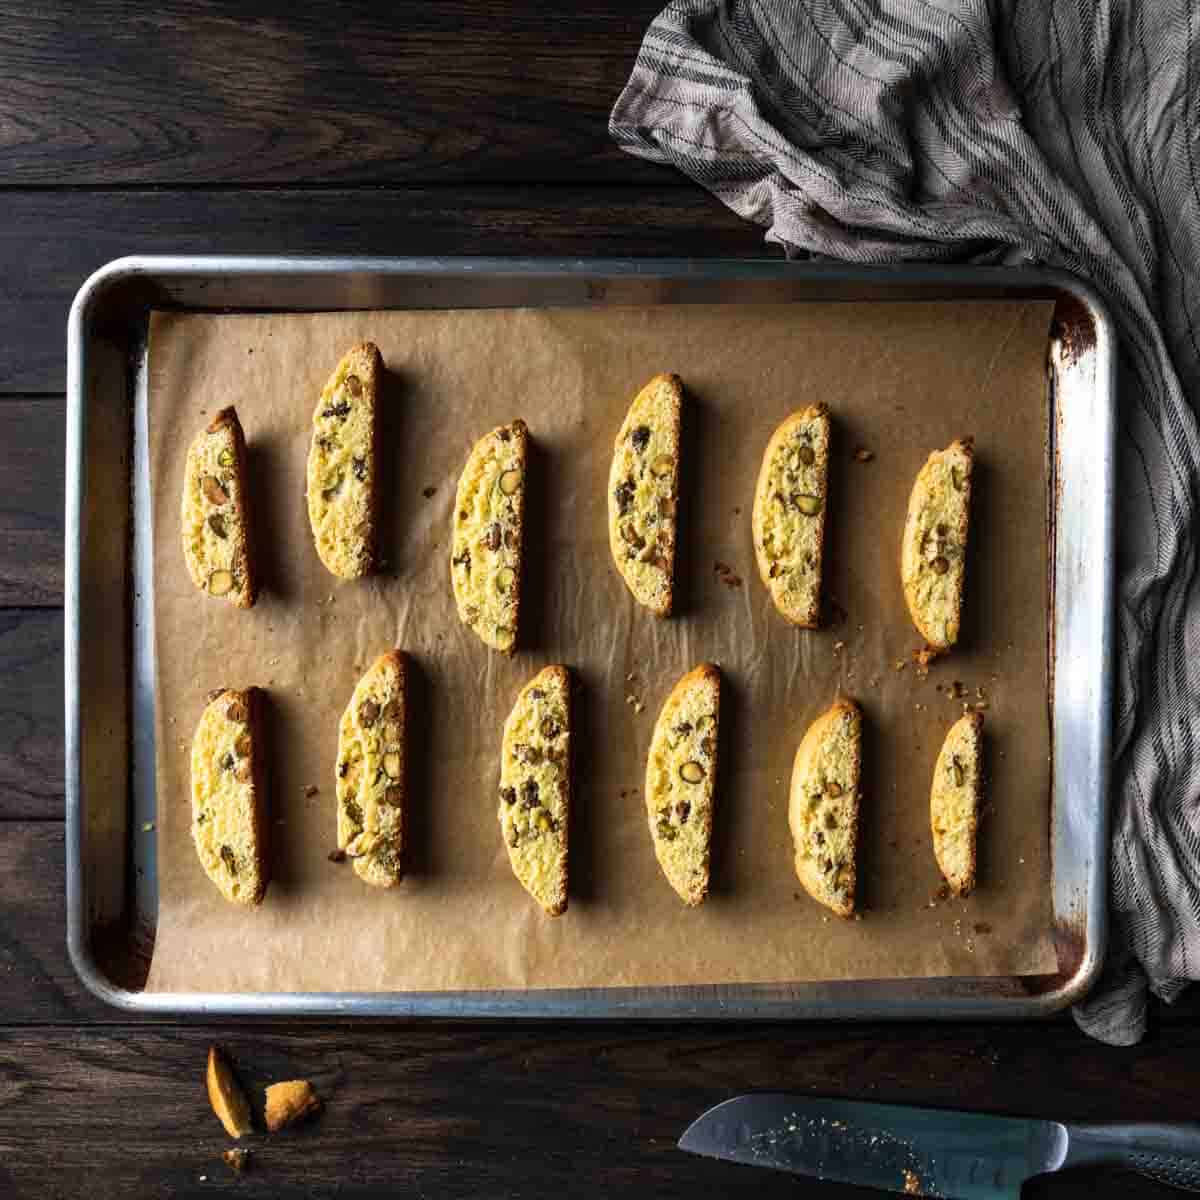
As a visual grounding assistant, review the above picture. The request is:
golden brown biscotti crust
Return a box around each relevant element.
[901,437,974,654]
[498,664,571,915]
[181,406,257,608]
[608,373,683,617]
[751,403,830,627]
[788,697,861,918]
[644,662,720,906]
[306,341,383,579]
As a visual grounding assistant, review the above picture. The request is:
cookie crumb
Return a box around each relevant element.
[893,660,907,672]
[853,446,875,463]
[422,485,437,498]
[833,640,845,653]
[304,785,320,798]
[713,561,743,589]
[223,1149,249,1174]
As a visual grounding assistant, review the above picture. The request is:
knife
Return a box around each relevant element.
[678,1094,1200,1197]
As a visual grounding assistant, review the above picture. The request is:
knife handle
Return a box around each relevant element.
[1063,1123,1200,1193]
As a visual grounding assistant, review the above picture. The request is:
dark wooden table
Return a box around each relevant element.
[1,3,1195,1196]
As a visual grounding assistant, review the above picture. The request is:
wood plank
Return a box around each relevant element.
[0,824,92,1020]
[0,186,768,392]
[0,0,674,187]
[0,400,63,606]
[0,1022,1195,1197]
[0,611,61,820]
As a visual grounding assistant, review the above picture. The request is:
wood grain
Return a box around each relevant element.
[0,0,672,187]
[0,186,769,392]
[0,400,63,605]
[0,610,61,819]
[0,824,93,1021]
[0,1022,1195,1197]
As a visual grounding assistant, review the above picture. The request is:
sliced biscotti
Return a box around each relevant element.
[789,698,861,918]
[498,665,571,916]
[306,341,383,579]
[181,407,257,607]
[191,687,269,906]
[931,710,983,896]
[336,651,407,887]
[644,663,720,906]
[901,438,974,653]
[450,419,527,653]
[608,373,682,617]
[752,403,830,627]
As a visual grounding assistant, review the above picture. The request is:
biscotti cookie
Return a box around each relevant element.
[450,419,527,653]
[789,698,861,917]
[336,651,407,887]
[751,403,830,627]
[901,438,974,653]
[191,687,269,906]
[607,373,682,617]
[644,663,720,906]
[306,341,383,579]
[931,710,983,896]
[181,407,257,607]
[498,665,571,916]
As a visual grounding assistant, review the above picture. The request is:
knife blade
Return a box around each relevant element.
[678,1094,1067,1198]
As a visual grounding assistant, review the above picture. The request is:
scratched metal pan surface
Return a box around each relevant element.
[64,257,1115,1018]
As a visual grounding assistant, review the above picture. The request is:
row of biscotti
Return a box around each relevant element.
[612,375,976,661]
[181,350,975,663]
[190,660,982,919]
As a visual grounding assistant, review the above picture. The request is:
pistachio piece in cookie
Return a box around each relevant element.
[901,437,974,654]
[498,665,571,915]
[789,698,861,918]
[181,407,257,607]
[752,403,830,627]
[191,687,269,905]
[336,651,407,887]
[931,710,983,897]
[306,341,383,579]
[450,419,527,652]
[644,663,720,905]
[607,373,682,617]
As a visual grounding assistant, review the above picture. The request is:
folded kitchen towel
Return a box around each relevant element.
[611,0,1200,1044]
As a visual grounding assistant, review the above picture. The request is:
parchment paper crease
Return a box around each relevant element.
[145,300,1056,994]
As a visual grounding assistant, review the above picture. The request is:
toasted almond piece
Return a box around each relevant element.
[206,1046,253,1138]
[644,663,720,905]
[264,1080,321,1133]
[789,698,861,918]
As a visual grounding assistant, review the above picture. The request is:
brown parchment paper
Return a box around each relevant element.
[144,299,1057,994]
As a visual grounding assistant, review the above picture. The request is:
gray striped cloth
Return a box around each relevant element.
[610,0,1200,1044]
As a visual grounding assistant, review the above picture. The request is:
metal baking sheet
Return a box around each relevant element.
[64,256,1114,1018]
